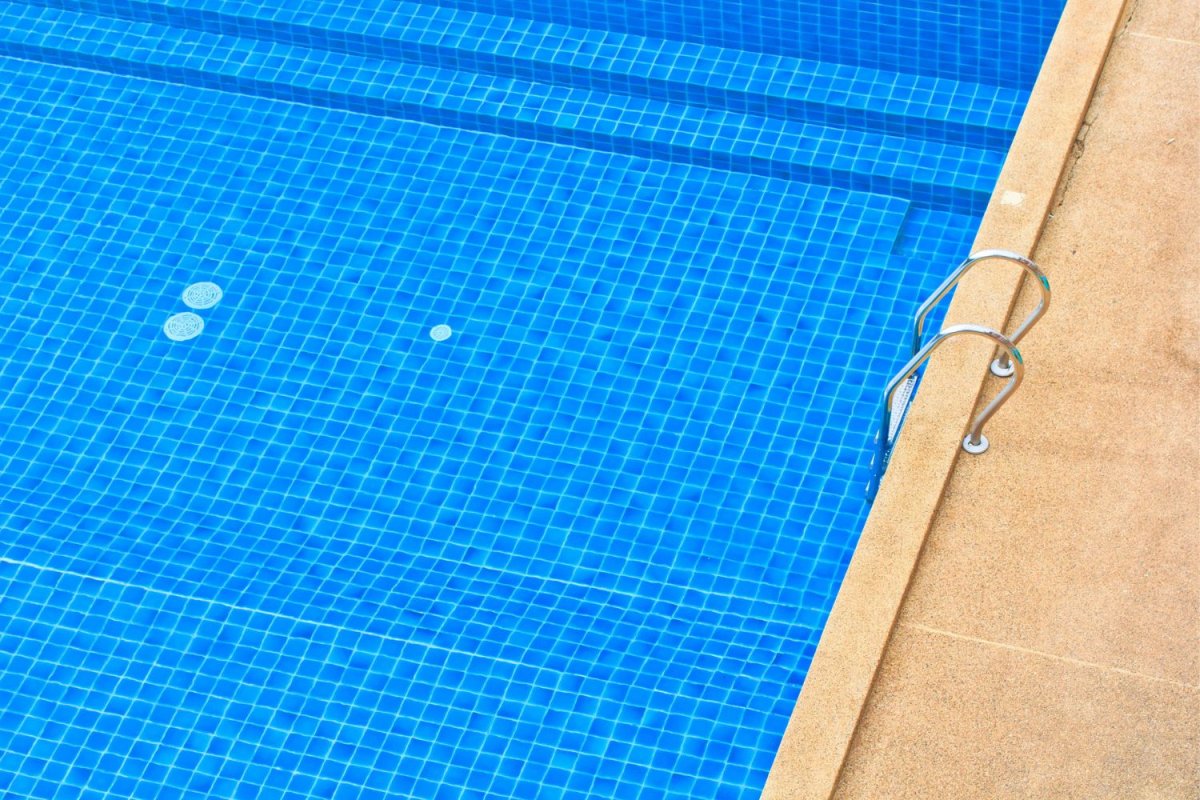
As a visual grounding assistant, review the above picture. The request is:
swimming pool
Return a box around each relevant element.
[0,1,1064,797]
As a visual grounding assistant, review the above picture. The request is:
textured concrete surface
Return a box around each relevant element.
[1127,0,1200,41]
[833,625,1199,800]
[759,0,1135,796]
[829,0,1200,796]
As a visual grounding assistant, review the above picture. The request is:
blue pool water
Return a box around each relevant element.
[0,1,1063,797]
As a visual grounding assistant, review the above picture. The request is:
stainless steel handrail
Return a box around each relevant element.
[870,324,1023,500]
[912,249,1050,377]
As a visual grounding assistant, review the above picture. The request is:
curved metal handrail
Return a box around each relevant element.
[912,249,1050,377]
[870,324,1024,499]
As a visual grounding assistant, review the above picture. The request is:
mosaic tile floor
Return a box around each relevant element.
[0,0,1049,796]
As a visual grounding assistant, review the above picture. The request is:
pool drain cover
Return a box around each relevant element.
[164,312,204,341]
[182,281,223,309]
[429,324,452,341]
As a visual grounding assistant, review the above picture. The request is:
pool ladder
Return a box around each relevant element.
[867,250,1051,499]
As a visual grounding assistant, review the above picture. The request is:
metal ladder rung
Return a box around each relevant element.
[868,250,1050,501]
[887,373,918,445]
[913,249,1051,376]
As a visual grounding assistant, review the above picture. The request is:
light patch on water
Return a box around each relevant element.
[164,312,205,341]
[182,281,223,309]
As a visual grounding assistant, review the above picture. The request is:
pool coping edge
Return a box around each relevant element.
[758,0,1136,797]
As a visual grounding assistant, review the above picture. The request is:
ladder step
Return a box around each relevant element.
[887,373,918,445]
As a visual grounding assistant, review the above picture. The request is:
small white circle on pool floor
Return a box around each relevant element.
[182,281,223,310]
[164,312,205,341]
[429,324,452,342]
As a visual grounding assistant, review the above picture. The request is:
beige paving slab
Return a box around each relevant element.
[900,389,1199,686]
[1127,0,1200,42]
[990,373,1199,460]
[896,28,1200,689]
[1023,229,1200,380]
[1029,36,1200,379]
[759,0,1136,796]
[831,624,1200,800]
[830,15,1200,798]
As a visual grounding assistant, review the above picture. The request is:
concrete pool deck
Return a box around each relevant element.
[763,0,1199,796]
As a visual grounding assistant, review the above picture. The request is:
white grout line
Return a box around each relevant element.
[0,554,817,700]
[0,554,533,666]
[901,621,1200,691]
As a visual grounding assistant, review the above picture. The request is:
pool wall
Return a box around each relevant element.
[760,0,1135,796]
[348,0,1063,89]
[9,0,1067,90]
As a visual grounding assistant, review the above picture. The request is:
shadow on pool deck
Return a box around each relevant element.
[765,0,1199,796]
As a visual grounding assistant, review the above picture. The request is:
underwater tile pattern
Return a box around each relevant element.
[0,3,1005,213]
[0,559,804,799]
[12,0,1067,89]
[9,0,1033,150]
[0,0,1061,796]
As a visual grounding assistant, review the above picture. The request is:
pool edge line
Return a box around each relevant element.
[758,0,1136,797]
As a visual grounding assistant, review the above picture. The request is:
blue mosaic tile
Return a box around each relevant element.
[0,0,1064,795]
[9,0,1067,89]
[0,560,797,799]
[0,4,1005,213]
[0,53,914,603]
[9,0,1033,150]
[892,209,982,261]
[0,54,926,798]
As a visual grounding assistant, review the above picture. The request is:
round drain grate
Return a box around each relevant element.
[182,281,223,310]
[429,324,452,342]
[164,312,205,341]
